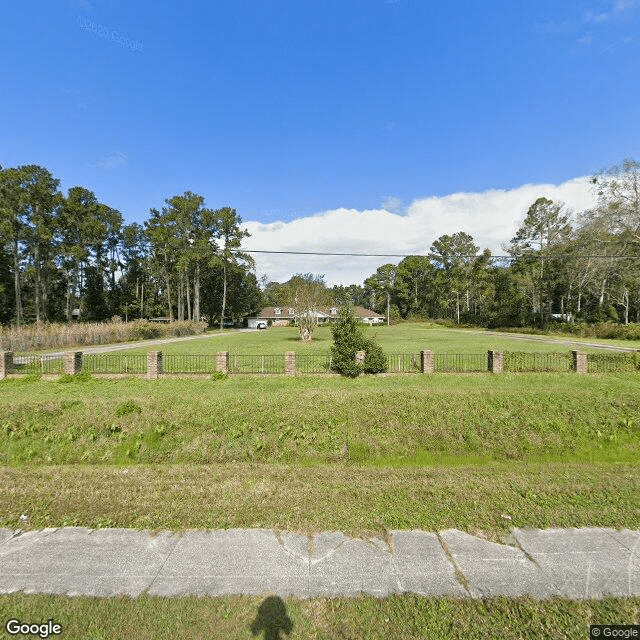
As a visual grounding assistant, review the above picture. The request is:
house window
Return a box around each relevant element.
[274,308,281,315]
[288,308,295,316]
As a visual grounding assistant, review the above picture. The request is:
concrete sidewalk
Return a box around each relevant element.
[1,527,638,599]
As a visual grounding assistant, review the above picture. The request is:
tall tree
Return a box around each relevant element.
[509,198,571,324]
[120,223,150,319]
[213,207,253,330]
[17,166,63,323]
[591,158,640,245]
[331,283,369,308]
[59,187,97,321]
[0,167,24,325]
[145,206,180,321]
[429,232,479,323]
[365,263,399,325]
[395,255,435,317]
[200,262,262,324]
[145,192,220,322]
[164,192,206,321]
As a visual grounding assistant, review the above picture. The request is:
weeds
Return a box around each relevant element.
[0,319,206,353]
[115,400,143,417]
[1,374,639,466]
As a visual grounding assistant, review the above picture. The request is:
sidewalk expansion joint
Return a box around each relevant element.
[436,532,472,596]
[603,527,640,558]
[146,533,181,594]
[505,532,541,568]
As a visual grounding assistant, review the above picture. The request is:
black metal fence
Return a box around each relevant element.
[5,349,640,376]
[434,353,487,372]
[588,352,640,373]
[228,354,286,374]
[13,355,64,374]
[297,354,333,373]
[163,354,218,373]
[385,353,421,373]
[83,354,147,374]
[503,351,572,373]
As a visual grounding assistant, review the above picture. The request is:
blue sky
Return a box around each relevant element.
[2,0,639,284]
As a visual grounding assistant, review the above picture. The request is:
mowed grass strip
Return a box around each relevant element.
[1,462,638,535]
[1,593,638,640]
[1,374,639,465]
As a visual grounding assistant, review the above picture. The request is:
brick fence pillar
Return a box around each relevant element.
[285,351,296,376]
[216,351,229,374]
[488,350,504,373]
[64,351,83,375]
[147,351,163,379]
[421,350,434,374]
[572,350,587,373]
[0,352,13,379]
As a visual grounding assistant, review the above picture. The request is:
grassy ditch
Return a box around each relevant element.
[1,373,639,466]
[0,593,638,640]
[2,372,639,535]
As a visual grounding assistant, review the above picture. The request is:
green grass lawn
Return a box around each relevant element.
[97,322,633,357]
[1,593,638,640]
[1,373,639,534]
[2,365,639,637]
[2,373,639,467]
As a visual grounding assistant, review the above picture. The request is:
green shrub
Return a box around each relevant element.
[115,400,143,417]
[210,371,228,381]
[362,338,387,374]
[330,308,387,377]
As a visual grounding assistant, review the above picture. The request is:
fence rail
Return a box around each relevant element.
[229,354,286,374]
[386,353,421,373]
[164,354,218,373]
[83,354,147,374]
[12,355,64,374]
[588,352,640,373]
[504,351,572,373]
[297,354,333,373]
[3,349,639,377]
[434,353,487,373]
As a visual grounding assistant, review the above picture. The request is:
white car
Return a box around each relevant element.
[256,321,267,330]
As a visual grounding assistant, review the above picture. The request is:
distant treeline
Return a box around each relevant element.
[324,159,640,328]
[0,165,261,328]
[2,159,640,330]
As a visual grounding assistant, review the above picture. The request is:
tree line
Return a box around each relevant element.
[3,158,640,331]
[262,159,640,329]
[0,165,261,328]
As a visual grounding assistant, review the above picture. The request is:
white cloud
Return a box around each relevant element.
[583,0,640,22]
[96,151,127,170]
[242,177,597,287]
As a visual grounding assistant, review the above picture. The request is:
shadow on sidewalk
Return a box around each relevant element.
[250,596,293,640]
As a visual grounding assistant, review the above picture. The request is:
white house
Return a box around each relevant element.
[246,306,384,328]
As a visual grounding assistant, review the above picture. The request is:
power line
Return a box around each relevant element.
[236,249,640,259]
